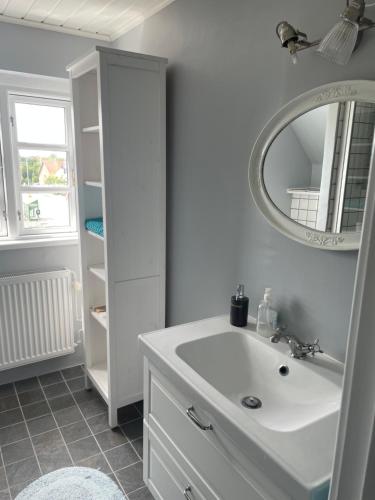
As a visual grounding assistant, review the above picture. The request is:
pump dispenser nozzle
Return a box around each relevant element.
[264,288,272,301]
[236,284,245,300]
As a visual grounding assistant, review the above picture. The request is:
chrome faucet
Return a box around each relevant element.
[270,327,323,359]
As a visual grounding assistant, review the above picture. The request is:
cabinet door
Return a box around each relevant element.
[148,427,210,500]
[102,56,165,283]
[149,375,266,500]
[111,276,161,405]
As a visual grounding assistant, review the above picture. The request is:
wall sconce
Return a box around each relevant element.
[276,0,375,65]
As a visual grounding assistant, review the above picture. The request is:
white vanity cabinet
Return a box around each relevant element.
[143,362,282,500]
[140,316,339,500]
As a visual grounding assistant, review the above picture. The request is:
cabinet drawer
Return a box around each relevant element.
[150,375,265,500]
[147,426,210,500]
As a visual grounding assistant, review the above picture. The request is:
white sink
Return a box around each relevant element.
[176,330,341,432]
[140,315,344,498]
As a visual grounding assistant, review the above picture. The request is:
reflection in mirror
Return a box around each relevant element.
[264,101,375,234]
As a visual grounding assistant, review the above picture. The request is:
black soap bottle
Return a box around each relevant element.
[230,284,249,327]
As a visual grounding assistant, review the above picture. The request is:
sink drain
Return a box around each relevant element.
[279,364,289,376]
[241,396,262,409]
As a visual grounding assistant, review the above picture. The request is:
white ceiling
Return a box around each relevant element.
[0,0,175,41]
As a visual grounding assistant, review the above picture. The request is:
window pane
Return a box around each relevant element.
[19,150,68,186]
[21,192,70,229]
[15,102,66,145]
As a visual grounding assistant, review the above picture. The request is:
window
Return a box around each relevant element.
[4,94,76,239]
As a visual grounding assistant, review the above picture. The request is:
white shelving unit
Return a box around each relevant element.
[68,47,167,427]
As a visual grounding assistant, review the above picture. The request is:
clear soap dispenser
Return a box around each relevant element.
[257,288,278,338]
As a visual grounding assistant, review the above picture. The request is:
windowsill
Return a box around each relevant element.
[0,233,79,250]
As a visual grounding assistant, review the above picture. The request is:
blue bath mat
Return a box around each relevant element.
[16,467,125,500]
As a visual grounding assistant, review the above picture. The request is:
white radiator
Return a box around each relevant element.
[0,269,75,371]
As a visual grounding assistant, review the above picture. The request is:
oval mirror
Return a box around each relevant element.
[249,81,375,250]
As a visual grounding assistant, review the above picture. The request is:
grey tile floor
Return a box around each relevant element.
[0,366,151,500]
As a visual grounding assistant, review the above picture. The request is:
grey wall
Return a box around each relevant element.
[0,25,104,381]
[311,163,322,187]
[291,106,327,164]
[264,127,311,215]
[113,0,374,362]
[0,22,105,78]
[291,105,328,186]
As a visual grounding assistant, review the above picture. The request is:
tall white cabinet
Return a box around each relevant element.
[68,47,167,427]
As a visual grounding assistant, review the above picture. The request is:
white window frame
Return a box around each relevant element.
[8,93,76,237]
[0,143,7,237]
[0,70,78,248]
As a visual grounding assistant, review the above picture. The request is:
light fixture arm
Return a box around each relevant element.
[275,21,320,54]
[293,39,321,52]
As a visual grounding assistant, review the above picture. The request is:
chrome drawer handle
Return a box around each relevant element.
[186,406,213,431]
[184,485,193,499]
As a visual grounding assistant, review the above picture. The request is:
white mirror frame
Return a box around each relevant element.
[249,80,375,251]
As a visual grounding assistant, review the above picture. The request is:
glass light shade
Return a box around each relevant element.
[316,19,359,65]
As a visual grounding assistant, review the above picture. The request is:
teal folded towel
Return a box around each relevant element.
[85,217,104,237]
[16,467,124,500]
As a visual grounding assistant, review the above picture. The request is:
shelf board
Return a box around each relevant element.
[87,363,108,402]
[82,125,100,133]
[91,309,107,329]
[87,230,104,242]
[89,264,105,281]
[84,180,102,188]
